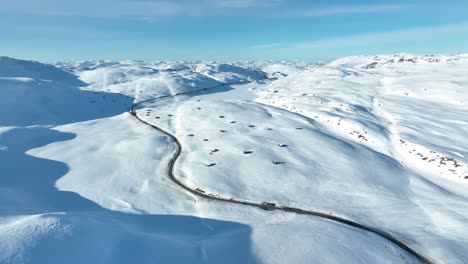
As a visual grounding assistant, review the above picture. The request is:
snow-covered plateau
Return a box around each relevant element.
[1,54,467,263]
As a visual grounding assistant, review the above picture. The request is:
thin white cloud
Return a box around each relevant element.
[252,22,468,50]
[214,0,280,8]
[0,0,184,18]
[0,0,281,18]
[252,43,286,49]
[0,1,406,20]
[292,4,407,17]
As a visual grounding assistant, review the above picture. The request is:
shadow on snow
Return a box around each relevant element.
[0,57,257,264]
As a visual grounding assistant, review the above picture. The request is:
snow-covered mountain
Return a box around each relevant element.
[328,53,468,69]
[1,55,467,263]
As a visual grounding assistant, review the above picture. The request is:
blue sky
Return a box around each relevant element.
[1,0,468,61]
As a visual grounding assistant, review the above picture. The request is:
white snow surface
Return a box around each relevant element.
[1,55,468,263]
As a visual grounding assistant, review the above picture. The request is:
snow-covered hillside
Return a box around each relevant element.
[328,53,468,69]
[1,55,467,263]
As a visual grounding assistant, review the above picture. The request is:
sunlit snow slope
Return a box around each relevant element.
[1,55,467,263]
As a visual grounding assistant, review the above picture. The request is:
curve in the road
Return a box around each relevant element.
[130,81,433,264]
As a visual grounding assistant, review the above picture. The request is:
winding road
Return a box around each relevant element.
[130,81,433,264]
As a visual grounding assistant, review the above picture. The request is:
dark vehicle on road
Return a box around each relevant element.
[260,202,276,211]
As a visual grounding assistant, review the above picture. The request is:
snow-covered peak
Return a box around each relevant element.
[328,54,468,69]
[194,63,267,83]
[153,61,191,72]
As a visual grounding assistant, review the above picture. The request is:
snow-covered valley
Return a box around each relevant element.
[1,55,467,263]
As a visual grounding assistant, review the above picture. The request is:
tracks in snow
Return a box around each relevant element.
[130,81,433,264]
